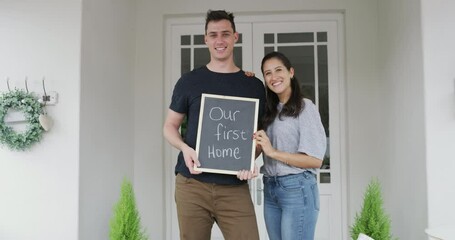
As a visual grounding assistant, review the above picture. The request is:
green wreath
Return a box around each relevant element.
[0,89,44,151]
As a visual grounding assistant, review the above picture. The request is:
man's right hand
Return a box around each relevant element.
[181,145,203,174]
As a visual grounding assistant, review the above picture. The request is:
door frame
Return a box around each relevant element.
[163,11,348,240]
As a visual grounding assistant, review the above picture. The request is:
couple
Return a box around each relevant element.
[163,10,327,240]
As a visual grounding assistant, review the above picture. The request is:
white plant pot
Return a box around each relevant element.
[357,233,374,240]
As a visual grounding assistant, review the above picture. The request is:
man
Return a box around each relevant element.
[163,10,266,240]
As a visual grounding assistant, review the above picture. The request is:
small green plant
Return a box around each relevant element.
[110,178,148,240]
[350,178,396,240]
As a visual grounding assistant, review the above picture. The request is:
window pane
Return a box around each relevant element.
[320,172,331,183]
[317,32,327,42]
[181,48,190,74]
[194,35,205,45]
[181,35,190,45]
[233,47,242,68]
[318,45,330,169]
[237,33,243,44]
[264,47,274,55]
[264,33,274,44]
[194,48,210,69]
[318,45,329,136]
[278,32,313,43]
[278,46,315,102]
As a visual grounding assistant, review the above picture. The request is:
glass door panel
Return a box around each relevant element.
[254,25,333,186]
[252,20,342,240]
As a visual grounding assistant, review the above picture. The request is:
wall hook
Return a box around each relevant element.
[42,77,50,106]
[24,77,29,93]
[6,77,11,92]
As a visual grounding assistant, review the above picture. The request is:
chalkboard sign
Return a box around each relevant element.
[194,94,259,175]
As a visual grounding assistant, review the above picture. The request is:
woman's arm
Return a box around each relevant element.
[267,150,322,169]
[254,130,322,169]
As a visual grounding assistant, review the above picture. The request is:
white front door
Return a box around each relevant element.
[164,13,346,240]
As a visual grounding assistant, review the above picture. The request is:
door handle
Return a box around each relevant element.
[256,178,263,205]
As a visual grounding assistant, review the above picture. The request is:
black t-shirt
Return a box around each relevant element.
[170,66,266,185]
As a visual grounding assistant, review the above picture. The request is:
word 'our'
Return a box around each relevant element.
[209,107,240,122]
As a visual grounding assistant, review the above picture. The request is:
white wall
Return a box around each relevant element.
[0,1,81,239]
[133,2,166,238]
[134,1,382,239]
[377,1,428,239]
[421,0,455,229]
[79,0,137,239]
[2,0,440,239]
[0,0,137,239]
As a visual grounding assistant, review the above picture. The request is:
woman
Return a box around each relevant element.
[255,51,327,240]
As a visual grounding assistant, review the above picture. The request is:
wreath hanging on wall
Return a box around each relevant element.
[0,89,44,151]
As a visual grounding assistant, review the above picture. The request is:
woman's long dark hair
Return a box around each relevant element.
[261,51,305,130]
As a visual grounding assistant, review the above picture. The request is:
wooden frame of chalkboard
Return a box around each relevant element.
[194,93,259,175]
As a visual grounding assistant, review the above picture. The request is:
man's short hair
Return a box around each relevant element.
[205,10,236,34]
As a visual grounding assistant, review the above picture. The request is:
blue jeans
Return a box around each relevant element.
[263,171,320,240]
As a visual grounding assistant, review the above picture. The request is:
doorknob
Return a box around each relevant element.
[256,178,263,205]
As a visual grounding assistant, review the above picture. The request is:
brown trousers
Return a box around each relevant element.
[175,174,260,240]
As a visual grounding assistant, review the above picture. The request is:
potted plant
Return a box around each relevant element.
[109,178,148,240]
[350,178,397,240]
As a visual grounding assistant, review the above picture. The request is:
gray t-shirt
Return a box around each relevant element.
[260,98,327,177]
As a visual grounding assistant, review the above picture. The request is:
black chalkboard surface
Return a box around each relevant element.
[194,94,259,175]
